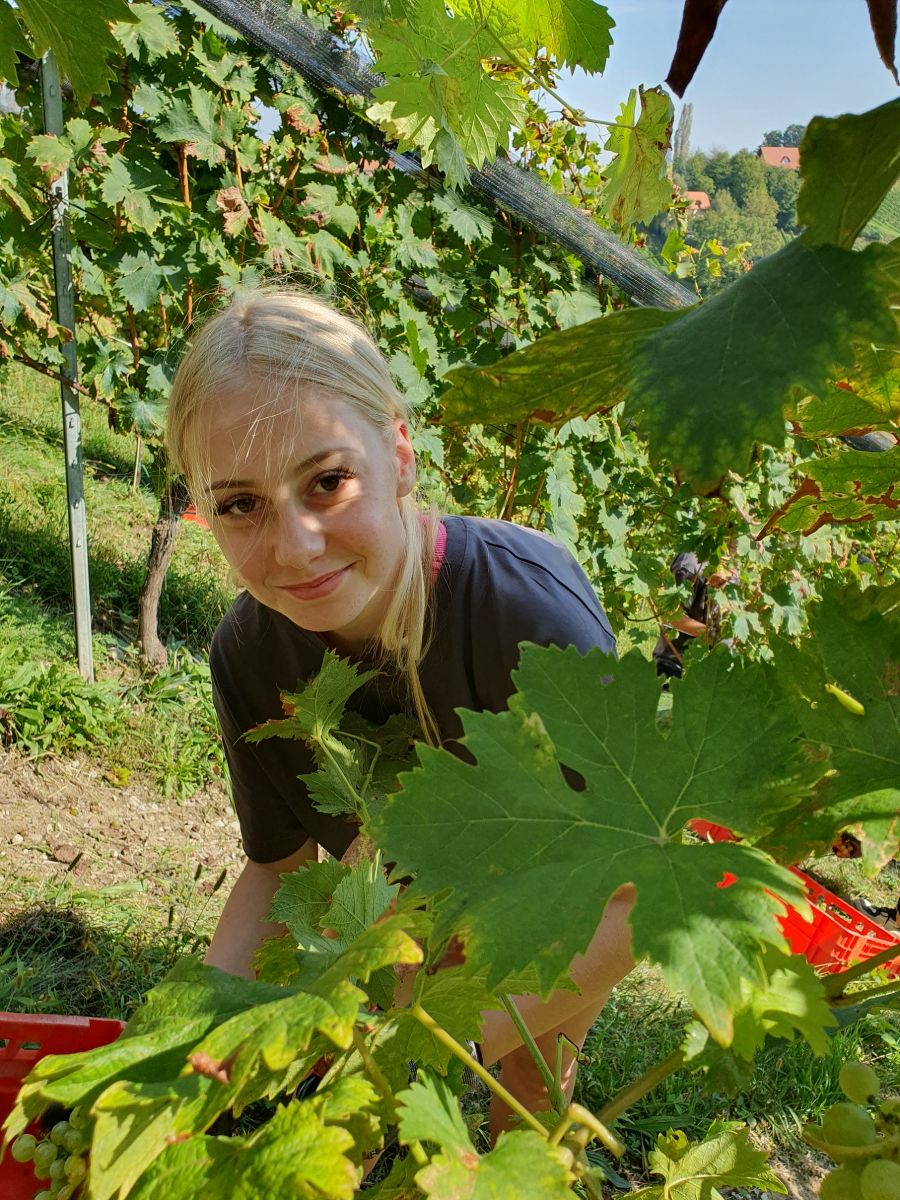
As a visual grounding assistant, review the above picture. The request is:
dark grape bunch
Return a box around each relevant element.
[9,1104,90,1200]
[806,1062,900,1200]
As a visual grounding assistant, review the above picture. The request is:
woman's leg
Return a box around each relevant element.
[479,884,635,1140]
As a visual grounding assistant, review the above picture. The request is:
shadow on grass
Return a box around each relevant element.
[0,408,137,485]
[0,503,228,652]
[0,902,202,1022]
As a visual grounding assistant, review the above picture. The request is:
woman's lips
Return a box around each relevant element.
[277,566,350,600]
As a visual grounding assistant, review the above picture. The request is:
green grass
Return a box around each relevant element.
[0,366,233,795]
[0,874,227,1021]
[576,964,900,1172]
[0,365,232,652]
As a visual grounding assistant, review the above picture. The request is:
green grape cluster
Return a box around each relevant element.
[808,1062,900,1200]
[9,1106,90,1200]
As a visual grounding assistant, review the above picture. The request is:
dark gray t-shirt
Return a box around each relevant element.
[210,515,616,862]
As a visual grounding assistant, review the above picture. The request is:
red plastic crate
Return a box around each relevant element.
[0,1013,123,1199]
[689,820,900,980]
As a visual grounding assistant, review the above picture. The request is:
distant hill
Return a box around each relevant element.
[861,184,900,242]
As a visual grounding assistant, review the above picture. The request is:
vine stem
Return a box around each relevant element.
[567,1103,625,1158]
[829,978,900,1008]
[595,1048,686,1126]
[409,1004,548,1137]
[352,1024,396,1115]
[7,350,93,399]
[471,4,630,132]
[352,1027,428,1168]
[498,993,566,1112]
[804,1131,900,1160]
[823,943,900,998]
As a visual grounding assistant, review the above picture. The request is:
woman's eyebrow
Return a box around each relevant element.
[209,447,356,491]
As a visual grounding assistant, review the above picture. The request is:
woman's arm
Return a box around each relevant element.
[204,839,318,978]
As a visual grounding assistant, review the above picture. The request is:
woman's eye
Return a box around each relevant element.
[313,469,357,495]
[215,495,257,518]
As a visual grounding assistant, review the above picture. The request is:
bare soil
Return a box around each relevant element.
[0,747,243,926]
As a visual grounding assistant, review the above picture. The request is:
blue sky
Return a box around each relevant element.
[558,0,898,153]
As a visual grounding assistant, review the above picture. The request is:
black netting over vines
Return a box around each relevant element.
[192,0,696,311]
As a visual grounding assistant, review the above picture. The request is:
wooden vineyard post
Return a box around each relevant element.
[39,51,94,682]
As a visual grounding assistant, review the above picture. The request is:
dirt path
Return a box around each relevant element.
[0,748,243,926]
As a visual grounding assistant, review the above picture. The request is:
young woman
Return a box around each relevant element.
[166,288,635,1137]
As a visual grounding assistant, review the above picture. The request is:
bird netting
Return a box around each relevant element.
[191,0,696,312]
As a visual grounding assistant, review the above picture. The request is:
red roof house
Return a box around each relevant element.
[758,146,800,169]
[684,190,711,212]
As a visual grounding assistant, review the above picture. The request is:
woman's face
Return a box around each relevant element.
[204,383,416,651]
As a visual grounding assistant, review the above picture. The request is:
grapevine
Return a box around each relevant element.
[0,2,897,1199]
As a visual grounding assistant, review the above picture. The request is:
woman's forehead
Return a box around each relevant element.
[206,385,374,475]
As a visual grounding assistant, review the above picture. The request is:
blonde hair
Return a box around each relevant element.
[167,287,440,743]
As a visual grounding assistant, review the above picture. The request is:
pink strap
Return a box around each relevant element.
[431,520,447,583]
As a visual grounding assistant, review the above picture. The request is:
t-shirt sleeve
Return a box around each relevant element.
[470,529,617,714]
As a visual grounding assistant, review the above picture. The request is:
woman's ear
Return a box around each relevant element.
[393,418,416,497]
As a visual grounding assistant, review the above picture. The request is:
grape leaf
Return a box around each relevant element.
[270,857,349,935]
[113,0,180,61]
[128,1100,358,1200]
[794,373,900,438]
[632,1127,787,1199]
[88,1075,225,1200]
[759,446,899,536]
[441,218,900,493]
[382,965,493,1073]
[118,389,165,437]
[328,859,400,943]
[16,0,135,100]
[360,1153,421,1199]
[5,958,292,1135]
[451,0,615,73]
[377,645,818,1043]
[267,858,402,1003]
[301,181,358,237]
[685,949,837,1068]
[0,158,34,220]
[432,189,494,245]
[398,1073,573,1198]
[757,585,900,873]
[247,651,376,749]
[115,251,177,312]
[0,5,33,92]
[799,99,900,249]
[156,83,240,164]
[625,240,900,492]
[25,133,73,179]
[310,910,425,1003]
[101,153,174,234]
[440,306,678,426]
[599,87,674,231]
[365,0,526,180]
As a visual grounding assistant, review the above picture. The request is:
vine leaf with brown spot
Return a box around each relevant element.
[758,446,899,537]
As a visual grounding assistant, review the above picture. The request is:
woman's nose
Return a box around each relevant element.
[272,502,326,567]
